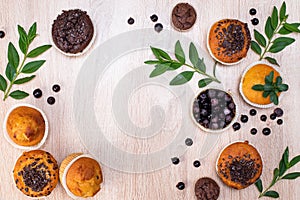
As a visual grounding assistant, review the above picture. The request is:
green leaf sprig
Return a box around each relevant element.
[255,147,300,198]
[251,2,300,66]
[144,41,221,88]
[0,22,52,100]
[252,71,288,105]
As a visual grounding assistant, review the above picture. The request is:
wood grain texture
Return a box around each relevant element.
[0,0,300,199]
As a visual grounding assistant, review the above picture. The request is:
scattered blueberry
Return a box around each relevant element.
[171,157,180,165]
[128,17,135,25]
[249,109,257,116]
[249,8,257,15]
[47,96,56,105]
[0,30,5,39]
[250,128,257,135]
[193,160,201,168]
[185,138,193,146]
[150,14,158,22]
[260,115,267,122]
[176,182,185,190]
[240,115,249,123]
[33,89,42,98]
[262,127,271,136]
[277,119,283,125]
[274,108,284,117]
[154,23,163,33]
[52,84,61,92]
[270,113,277,120]
[232,122,241,131]
[251,18,259,25]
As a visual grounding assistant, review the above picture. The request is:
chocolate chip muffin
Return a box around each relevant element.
[52,9,94,54]
[195,177,220,200]
[13,150,59,198]
[172,3,197,31]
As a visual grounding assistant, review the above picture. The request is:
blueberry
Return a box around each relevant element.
[249,8,257,15]
[52,84,61,92]
[260,115,267,122]
[262,127,271,135]
[274,108,284,117]
[33,89,42,98]
[171,157,180,165]
[47,96,56,105]
[150,14,158,22]
[185,138,193,146]
[0,30,5,38]
[250,128,257,135]
[193,160,201,168]
[232,122,241,131]
[270,113,277,120]
[249,109,257,116]
[154,23,163,33]
[240,115,249,123]
[176,182,185,190]
[251,18,259,25]
[277,119,283,125]
[128,17,135,25]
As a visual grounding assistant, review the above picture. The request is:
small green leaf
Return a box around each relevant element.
[278,27,292,35]
[28,22,37,43]
[264,57,280,66]
[254,30,267,47]
[198,78,213,88]
[189,42,199,67]
[264,191,279,198]
[283,147,289,167]
[264,85,274,91]
[271,6,279,29]
[27,45,52,58]
[175,41,185,63]
[276,76,282,85]
[170,71,194,85]
[14,75,36,84]
[18,25,28,54]
[150,47,171,60]
[144,60,161,65]
[195,58,206,73]
[255,179,263,193]
[271,168,280,185]
[0,74,7,92]
[9,90,29,100]
[273,37,295,46]
[282,172,300,180]
[263,91,270,98]
[21,60,46,74]
[280,2,286,21]
[5,63,16,81]
[8,42,20,69]
[265,71,274,84]
[278,84,289,91]
[265,17,274,39]
[269,39,294,53]
[284,23,300,33]
[279,155,287,176]
[289,155,300,168]
[149,63,170,77]
[169,63,182,70]
[252,84,264,91]
[270,92,279,105]
[251,41,262,55]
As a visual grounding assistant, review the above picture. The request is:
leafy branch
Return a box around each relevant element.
[144,41,221,88]
[255,147,300,198]
[252,71,288,105]
[0,22,52,100]
[251,1,300,66]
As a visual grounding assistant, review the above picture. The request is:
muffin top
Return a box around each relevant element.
[66,157,103,198]
[6,106,45,146]
[13,150,59,198]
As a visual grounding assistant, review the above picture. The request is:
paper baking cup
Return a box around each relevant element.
[206,19,247,66]
[3,103,49,150]
[50,14,96,57]
[191,87,239,133]
[60,153,97,199]
[239,61,284,108]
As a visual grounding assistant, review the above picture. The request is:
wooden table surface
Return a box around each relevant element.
[0,0,300,199]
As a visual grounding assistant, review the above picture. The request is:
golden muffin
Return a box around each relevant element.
[60,154,103,198]
[241,63,280,105]
[217,141,263,190]
[208,19,251,64]
[13,150,59,198]
[6,106,45,146]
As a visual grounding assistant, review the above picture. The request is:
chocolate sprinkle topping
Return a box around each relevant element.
[22,164,50,192]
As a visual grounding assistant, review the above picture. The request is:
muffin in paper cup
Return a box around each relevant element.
[60,153,103,199]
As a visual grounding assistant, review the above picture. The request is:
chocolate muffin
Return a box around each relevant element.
[13,150,59,198]
[52,9,94,54]
[172,3,197,31]
[195,177,220,200]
